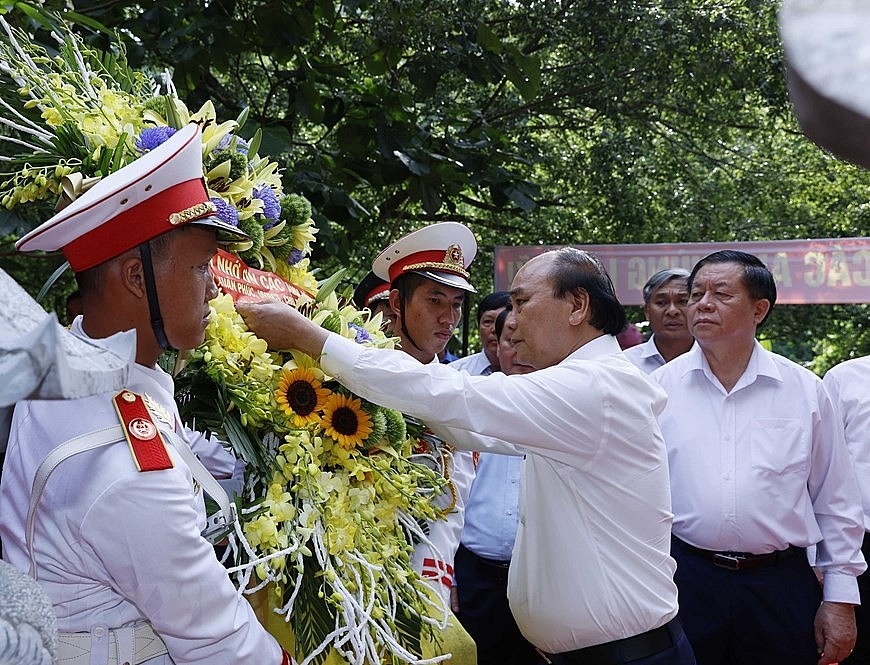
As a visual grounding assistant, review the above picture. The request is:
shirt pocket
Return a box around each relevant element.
[750,418,808,476]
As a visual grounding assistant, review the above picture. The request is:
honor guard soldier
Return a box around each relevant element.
[0,124,291,665]
[371,222,478,605]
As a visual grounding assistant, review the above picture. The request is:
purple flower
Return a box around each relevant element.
[215,134,250,155]
[210,197,239,226]
[135,126,177,152]
[286,248,303,266]
[254,185,281,228]
[348,322,372,344]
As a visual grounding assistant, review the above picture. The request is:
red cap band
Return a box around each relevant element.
[364,284,390,306]
[62,178,210,272]
[386,248,470,283]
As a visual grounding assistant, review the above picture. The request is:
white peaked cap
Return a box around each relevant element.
[372,221,478,293]
[16,123,246,272]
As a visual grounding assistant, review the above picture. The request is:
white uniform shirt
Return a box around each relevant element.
[621,336,665,374]
[320,333,679,653]
[0,324,282,664]
[823,356,870,531]
[652,342,866,603]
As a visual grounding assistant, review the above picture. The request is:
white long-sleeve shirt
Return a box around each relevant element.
[621,336,666,375]
[652,342,866,603]
[823,356,870,532]
[320,332,678,653]
[0,322,282,665]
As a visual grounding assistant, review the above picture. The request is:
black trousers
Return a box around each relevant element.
[672,536,821,665]
[454,543,544,665]
[842,531,870,664]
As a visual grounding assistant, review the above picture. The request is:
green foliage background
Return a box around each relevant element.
[2,0,869,373]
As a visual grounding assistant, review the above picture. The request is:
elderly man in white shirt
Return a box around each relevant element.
[652,250,865,665]
[238,247,697,665]
[623,268,693,374]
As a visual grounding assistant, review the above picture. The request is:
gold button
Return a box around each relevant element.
[121,391,136,403]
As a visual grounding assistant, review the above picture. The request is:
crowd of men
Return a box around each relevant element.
[354,237,870,665]
[5,1,870,663]
[1,95,870,665]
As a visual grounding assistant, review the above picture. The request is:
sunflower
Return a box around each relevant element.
[322,393,374,450]
[275,367,331,426]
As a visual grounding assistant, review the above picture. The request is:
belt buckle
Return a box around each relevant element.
[712,553,744,570]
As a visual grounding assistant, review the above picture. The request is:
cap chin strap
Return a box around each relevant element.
[138,241,175,352]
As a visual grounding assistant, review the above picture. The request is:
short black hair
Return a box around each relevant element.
[547,247,626,335]
[391,271,429,301]
[688,250,777,327]
[477,291,510,323]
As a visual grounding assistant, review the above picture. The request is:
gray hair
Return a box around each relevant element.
[642,268,690,304]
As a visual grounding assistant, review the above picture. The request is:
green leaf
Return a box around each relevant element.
[504,44,541,102]
[289,556,334,665]
[62,10,114,35]
[247,128,262,158]
[235,106,250,132]
[394,604,423,658]
[394,150,429,176]
[163,95,185,129]
[109,132,129,172]
[12,1,56,29]
[314,268,346,303]
[222,412,271,478]
[36,261,70,303]
[476,21,502,52]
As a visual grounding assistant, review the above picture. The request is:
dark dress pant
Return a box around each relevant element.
[842,531,870,664]
[672,536,822,665]
[454,543,543,665]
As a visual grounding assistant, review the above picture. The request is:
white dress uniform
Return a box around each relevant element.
[2,125,288,665]
[370,222,481,606]
[409,397,476,603]
[0,333,283,664]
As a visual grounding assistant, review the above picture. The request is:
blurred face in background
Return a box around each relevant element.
[644,276,691,347]
[496,311,534,375]
[480,305,506,369]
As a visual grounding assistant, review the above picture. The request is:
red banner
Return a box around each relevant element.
[494,238,870,305]
[209,249,313,305]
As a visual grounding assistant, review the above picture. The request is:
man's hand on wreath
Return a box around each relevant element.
[237,301,328,357]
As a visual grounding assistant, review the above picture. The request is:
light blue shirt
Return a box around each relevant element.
[461,453,522,560]
[452,354,521,561]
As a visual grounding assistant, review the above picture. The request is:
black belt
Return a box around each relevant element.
[543,617,682,665]
[673,536,804,571]
[458,543,511,569]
